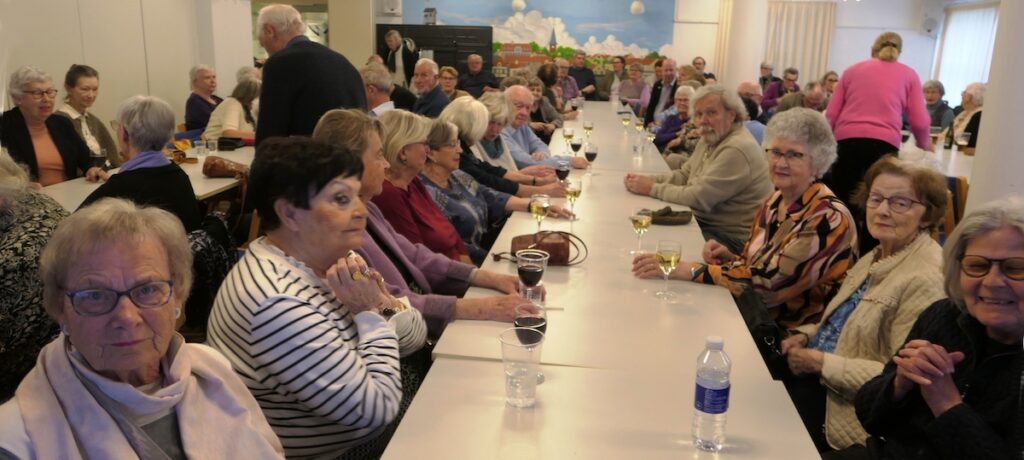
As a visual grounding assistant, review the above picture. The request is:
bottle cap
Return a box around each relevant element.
[705,335,724,350]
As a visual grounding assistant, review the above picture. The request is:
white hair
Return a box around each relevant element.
[189,65,214,86]
[8,66,52,101]
[415,58,439,76]
[117,95,175,152]
[439,97,489,146]
[257,4,304,36]
[236,66,260,83]
[360,63,393,92]
[964,82,986,107]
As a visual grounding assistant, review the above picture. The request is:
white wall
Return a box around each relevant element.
[0,0,251,125]
[670,0,721,71]
[829,0,944,81]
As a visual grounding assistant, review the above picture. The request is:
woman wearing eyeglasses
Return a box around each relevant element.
[0,198,283,459]
[1,66,107,186]
[633,109,856,329]
[841,198,1024,460]
[778,156,948,453]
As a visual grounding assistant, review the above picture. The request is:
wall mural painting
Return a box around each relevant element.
[402,0,675,77]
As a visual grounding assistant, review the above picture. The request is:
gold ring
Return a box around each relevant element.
[351,271,367,282]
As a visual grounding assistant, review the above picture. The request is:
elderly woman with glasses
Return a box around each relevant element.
[843,197,1024,460]
[1,66,107,186]
[206,137,427,459]
[79,95,201,232]
[633,108,856,330]
[0,198,283,459]
[776,156,947,453]
[438,66,470,102]
[420,118,573,265]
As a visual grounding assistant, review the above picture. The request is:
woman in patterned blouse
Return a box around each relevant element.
[634,108,856,329]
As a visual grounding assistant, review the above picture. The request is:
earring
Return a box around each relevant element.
[175,308,182,319]
[60,323,70,336]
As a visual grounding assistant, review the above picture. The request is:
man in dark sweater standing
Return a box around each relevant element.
[254,4,366,145]
[568,50,598,101]
[80,95,201,231]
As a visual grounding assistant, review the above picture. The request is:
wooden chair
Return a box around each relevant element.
[933,176,970,244]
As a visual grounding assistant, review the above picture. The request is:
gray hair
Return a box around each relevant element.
[189,65,214,86]
[689,84,748,128]
[803,81,823,94]
[964,82,986,106]
[479,91,512,126]
[763,108,837,179]
[573,49,586,58]
[360,63,393,92]
[783,67,799,77]
[942,197,1024,310]
[258,4,304,35]
[0,151,30,204]
[427,119,459,152]
[415,58,439,76]
[923,80,946,96]
[39,198,193,321]
[116,95,175,152]
[384,29,402,42]
[236,66,260,83]
[674,85,696,100]
[8,66,52,101]
[439,97,488,146]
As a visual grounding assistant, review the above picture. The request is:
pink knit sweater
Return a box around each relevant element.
[826,58,931,150]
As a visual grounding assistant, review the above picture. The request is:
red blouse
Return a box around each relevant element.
[372,177,469,261]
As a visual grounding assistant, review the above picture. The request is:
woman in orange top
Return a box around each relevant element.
[1,66,106,186]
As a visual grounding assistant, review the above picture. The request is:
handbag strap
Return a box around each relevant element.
[491,231,589,266]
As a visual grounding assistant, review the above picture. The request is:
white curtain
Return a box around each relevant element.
[764,1,835,86]
[936,4,999,107]
[714,0,735,81]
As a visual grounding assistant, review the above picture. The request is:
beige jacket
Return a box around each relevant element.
[649,125,772,242]
[794,232,944,449]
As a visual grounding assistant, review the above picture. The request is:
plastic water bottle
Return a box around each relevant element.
[692,336,731,452]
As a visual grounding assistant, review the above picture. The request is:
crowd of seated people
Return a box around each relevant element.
[1,10,1015,458]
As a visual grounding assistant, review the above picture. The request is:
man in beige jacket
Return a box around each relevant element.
[624,85,773,252]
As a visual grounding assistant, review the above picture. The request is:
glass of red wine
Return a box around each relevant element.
[514,303,548,383]
[584,143,598,176]
[569,138,583,157]
[555,160,570,183]
[515,249,549,305]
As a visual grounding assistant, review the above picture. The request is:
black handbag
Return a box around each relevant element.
[212,137,245,151]
[734,285,792,380]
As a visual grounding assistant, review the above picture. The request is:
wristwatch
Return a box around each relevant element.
[690,263,707,280]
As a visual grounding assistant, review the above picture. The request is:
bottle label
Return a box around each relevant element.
[694,383,730,414]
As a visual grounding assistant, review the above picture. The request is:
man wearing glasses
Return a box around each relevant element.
[762,67,801,114]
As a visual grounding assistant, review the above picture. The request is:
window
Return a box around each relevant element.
[935,3,998,107]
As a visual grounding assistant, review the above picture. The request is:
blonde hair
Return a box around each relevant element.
[872,32,903,62]
[377,110,431,168]
[439,97,488,145]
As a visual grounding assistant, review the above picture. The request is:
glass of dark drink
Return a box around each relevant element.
[569,138,583,156]
[555,160,570,182]
[513,303,548,383]
[584,143,598,175]
[515,249,549,305]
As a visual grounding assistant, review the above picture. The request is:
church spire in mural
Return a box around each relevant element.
[547,21,557,53]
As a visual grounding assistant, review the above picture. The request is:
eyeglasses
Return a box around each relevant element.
[765,148,806,162]
[23,89,58,100]
[826,78,838,83]
[865,193,923,214]
[65,280,175,316]
[961,255,1024,280]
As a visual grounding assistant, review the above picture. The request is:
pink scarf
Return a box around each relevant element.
[14,335,284,459]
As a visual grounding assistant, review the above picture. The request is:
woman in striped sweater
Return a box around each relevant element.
[207,137,427,459]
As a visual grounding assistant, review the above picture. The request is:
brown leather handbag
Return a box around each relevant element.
[502,231,588,266]
[202,155,249,179]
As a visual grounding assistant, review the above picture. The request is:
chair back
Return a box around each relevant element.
[180,215,237,342]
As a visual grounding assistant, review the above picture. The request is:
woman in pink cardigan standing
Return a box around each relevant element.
[825,31,932,253]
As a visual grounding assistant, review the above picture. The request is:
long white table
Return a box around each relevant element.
[42,147,255,210]
[384,102,817,458]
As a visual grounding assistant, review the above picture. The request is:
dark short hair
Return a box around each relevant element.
[64,64,99,88]
[853,155,947,231]
[250,138,364,231]
[536,64,558,87]
[740,96,759,121]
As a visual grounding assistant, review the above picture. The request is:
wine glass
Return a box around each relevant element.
[621,113,632,130]
[564,178,581,220]
[562,127,575,151]
[654,240,681,300]
[514,303,548,384]
[516,249,549,303]
[583,120,594,138]
[569,138,583,157]
[529,194,551,233]
[956,132,972,149]
[645,126,658,155]
[584,143,598,176]
[630,208,652,255]
[555,160,570,183]
[89,148,107,170]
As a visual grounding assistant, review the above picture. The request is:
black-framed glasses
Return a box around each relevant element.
[865,193,923,214]
[65,280,175,316]
[23,89,58,100]
[961,255,1024,280]
[765,148,805,162]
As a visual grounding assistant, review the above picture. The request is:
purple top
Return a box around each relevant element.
[761,80,799,111]
[559,76,580,103]
[356,201,475,336]
[117,150,171,173]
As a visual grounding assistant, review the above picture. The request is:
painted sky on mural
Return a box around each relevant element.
[402,0,675,56]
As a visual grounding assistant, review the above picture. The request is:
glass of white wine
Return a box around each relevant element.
[562,127,575,152]
[645,126,658,155]
[564,179,581,220]
[621,114,632,130]
[630,208,653,255]
[655,240,681,300]
[529,194,551,233]
[583,120,594,138]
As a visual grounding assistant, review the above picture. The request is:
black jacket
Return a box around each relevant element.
[1,107,93,181]
[80,163,202,232]
[643,80,678,126]
[255,38,367,145]
[383,43,417,86]
[855,299,1021,460]
[458,139,518,195]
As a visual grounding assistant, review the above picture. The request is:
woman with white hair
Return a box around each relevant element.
[633,108,856,330]
[381,29,416,88]
[1,66,107,186]
[79,95,201,232]
[0,198,283,459]
[0,151,68,401]
[184,64,222,131]
[949,82,985,149]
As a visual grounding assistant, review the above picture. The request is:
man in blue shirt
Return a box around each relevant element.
[568,50,598,101]
[501,85,587,170]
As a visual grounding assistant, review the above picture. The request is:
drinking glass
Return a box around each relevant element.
[584,143,598,176]
[630,208,652,255]
[645,126,658,155]
[499,328,544,408]
[583,120,594,138]
[89,148,107,169]
[956,132,972,148]
[654,240,681,300]
[514,303,548,384]
[208,137,219,154]
[564,178,581,220]
[569,138,583,157]
[555,160,570,183]
[515,249,549,304]
[193,140,208,158]
[562,127,575,151]
[529,194,550,233]
[621,113,632,130]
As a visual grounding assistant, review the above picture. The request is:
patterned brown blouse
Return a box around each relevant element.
[695,182,857,328]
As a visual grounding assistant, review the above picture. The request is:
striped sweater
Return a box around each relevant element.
[206,237,425,459]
